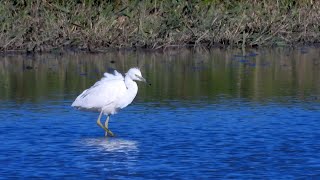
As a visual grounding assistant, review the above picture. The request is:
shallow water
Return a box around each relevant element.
[0,48,320,179]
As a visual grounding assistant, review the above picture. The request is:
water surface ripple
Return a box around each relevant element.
[0,48,319,179]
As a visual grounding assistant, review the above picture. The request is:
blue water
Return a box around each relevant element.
[1,49,320,179]
[0,98,319,179]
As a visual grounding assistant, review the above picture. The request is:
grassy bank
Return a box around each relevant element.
[1,0,319,52]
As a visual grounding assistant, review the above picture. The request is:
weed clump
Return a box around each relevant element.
[0,0,319,52]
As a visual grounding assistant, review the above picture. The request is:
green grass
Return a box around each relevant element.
[0,0,319,52]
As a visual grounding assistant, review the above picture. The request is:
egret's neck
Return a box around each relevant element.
[125,76,138,91]
[123,76,138,106]
[118,75,138,108]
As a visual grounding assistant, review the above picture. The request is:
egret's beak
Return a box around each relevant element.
[138,76,147,83]
[136,75,151,86]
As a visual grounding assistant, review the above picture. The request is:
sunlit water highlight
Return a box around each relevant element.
[0,48,319,179]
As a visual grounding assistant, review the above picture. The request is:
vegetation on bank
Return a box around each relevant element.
[0,0,319,52]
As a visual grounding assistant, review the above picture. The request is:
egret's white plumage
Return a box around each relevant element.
[72,67,146,136]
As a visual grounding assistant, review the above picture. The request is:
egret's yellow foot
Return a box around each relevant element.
[97,121,115,137]
[105,129,115,137]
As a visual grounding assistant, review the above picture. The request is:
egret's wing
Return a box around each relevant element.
[103,70,124,81]
[71,77,126,111]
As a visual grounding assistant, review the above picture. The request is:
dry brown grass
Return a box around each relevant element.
[0,0,319,52]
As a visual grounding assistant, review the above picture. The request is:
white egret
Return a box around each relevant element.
[72,68,147,137]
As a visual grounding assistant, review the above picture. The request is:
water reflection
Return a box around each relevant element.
[0,48,319,103]
[0,48,319,179]
[82,138,138,153]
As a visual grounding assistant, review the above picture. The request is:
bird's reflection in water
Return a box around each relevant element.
[82,138,139,153]
[77,138,139,174]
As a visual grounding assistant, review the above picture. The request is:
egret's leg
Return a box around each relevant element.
[96,111,114,136]
[104,115,114,137]
[96,110,105,130]
[97,111,114,137]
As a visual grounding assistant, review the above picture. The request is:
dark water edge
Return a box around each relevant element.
[0,48,319,179]
[2,44,320,55]
[1,47,319,102]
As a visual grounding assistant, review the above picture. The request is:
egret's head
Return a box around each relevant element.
[127,68,146,82]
